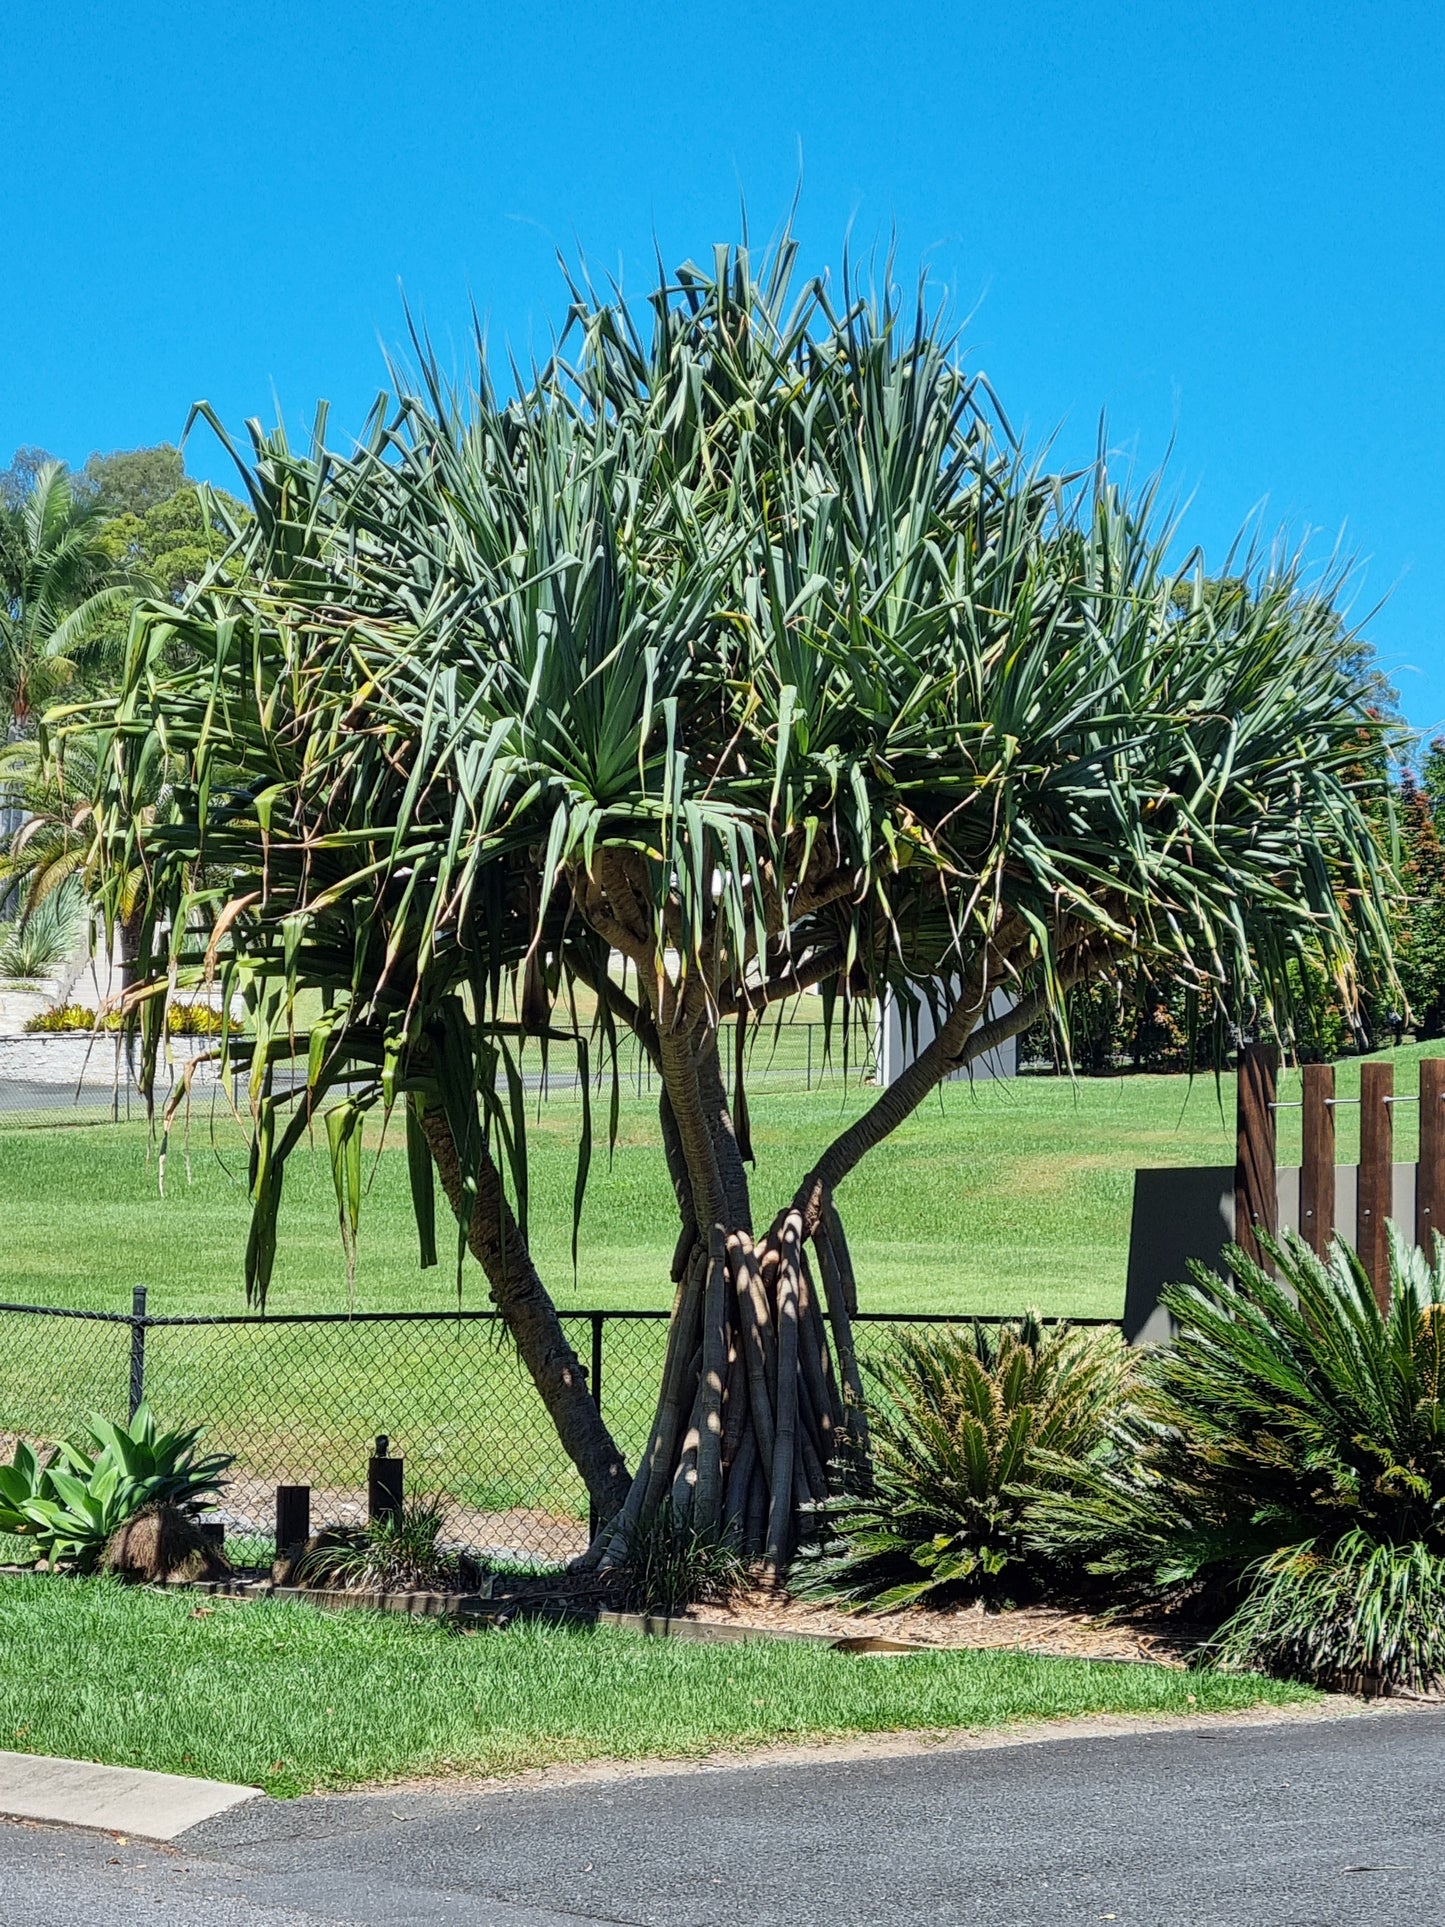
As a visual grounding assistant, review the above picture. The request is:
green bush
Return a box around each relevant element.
[298,1496,466,1593]
[0,891,80,980]
[801,1316,1134,1610]
[22,1004,100,1033]
[613,1500,749,1615]
[0,1406,231,1573]
[1033,1232,1445,1588]
[1028,1229,1445,1688]
[23,1001,229,1036]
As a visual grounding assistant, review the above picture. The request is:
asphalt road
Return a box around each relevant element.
[3,1709,1444,1926]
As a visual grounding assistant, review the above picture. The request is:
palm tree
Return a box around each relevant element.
[0,460,132,731]
[1,461,130,906]
[72,236,1400,1561]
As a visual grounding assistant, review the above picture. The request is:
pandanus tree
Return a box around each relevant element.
[68,237,1397,1566]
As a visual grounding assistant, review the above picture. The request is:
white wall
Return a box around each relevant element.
[876,984,1017,1086]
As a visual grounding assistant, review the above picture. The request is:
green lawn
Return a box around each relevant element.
[0,1577,1311,1795]
[0,1041,1432,1321]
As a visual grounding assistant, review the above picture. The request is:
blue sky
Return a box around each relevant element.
[6,2,1442,728]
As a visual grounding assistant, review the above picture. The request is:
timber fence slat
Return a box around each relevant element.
[1358,1061,1393,1307]
[1300,1062,1335,1257]
[1235,1043,1278,1263]
[1419,1057,1445,1255]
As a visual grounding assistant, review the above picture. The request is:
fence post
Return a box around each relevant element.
[588,1312,605,1544]
[1235,1043,1278,1264]
[275,1485,311,1563]
[128,1286,147,1420]
[1300,1063,1335,1257]
[1358,1060,1393,1309]
[368,1435,403,1525]
[1418,1058,1445,1256]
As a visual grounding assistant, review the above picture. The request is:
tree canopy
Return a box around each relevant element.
[77,444,186,519]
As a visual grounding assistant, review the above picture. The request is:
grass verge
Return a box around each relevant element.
[0,1576,1313,1797]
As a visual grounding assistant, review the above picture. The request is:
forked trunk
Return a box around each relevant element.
[586,974,1050,1577]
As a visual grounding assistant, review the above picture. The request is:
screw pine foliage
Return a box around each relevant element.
[62,230,1401,1553]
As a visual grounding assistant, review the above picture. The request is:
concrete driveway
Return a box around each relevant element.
[2,1707,1443,1925]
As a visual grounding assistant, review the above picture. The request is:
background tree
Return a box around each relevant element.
[2,443,245,925]
[0,447,58,512]
[77,445,186,518]
[1387,743,1445,1038]
[74,238,1400,1566]
[1,460,132,732]
[81,445,247,604]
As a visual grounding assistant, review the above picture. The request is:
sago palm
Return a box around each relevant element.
[1028,1229,1445,1588]
[803,1316,1134,1609]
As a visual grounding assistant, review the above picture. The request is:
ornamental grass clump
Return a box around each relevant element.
[1210,1532,1445,1694]
[614,1500,750,1616]
[297,1496,468,1593]
[1029,1228,1445,1690]
[801,1316,1134,1610]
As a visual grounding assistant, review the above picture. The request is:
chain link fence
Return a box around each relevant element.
[0,1297,1118,1568]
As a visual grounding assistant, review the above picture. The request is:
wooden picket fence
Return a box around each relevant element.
[1234,1044,1445,1307]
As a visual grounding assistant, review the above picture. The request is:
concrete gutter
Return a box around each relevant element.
[0,1749,260,1841]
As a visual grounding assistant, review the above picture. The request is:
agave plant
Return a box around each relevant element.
[0,1404,231,1571]
[801,1316,1134,1609]
[0,882,81,979]
[68,230,1399,1568]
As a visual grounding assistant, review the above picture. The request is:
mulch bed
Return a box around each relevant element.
[678,1588,1213,1665]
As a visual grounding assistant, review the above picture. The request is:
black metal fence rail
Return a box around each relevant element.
[0,1297,1120,1567]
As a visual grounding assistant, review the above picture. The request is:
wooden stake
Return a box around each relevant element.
[1418,1058,1445,1258]
[1235,1042,1278,1262]
[1300,1063,1336,1257]
[367,1438,403,1526]
[1358,1060,1393,1309]
[275,1484,310,1560]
